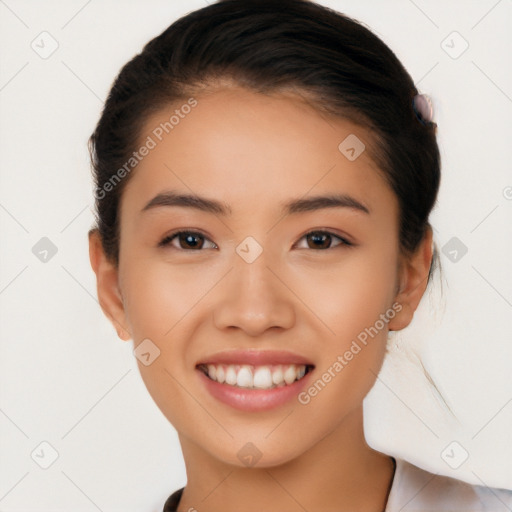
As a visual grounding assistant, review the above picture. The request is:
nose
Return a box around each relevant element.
[212,250,296,337]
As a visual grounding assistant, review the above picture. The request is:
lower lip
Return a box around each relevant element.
[197,368,313,412]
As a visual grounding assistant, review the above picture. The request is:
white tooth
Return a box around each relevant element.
[207,364,217,381]
[237,365,253,388]
[272,365,284,385]
[216,365,226,383]
[297,365,306,380]
[225,365,238,385]
[253,366,273,389]
[284,364,297,385]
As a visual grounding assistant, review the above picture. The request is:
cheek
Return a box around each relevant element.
[291,249,397,406]
[288,249,398,342]
[120,258,210,339]
[119,260,209,429]
[119,260,203,386]
[295,265,395,433]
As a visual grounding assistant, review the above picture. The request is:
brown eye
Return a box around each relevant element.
[295,230,352,250]
[159,231,217,250]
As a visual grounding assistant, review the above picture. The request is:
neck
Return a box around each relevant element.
[176,406,396,512]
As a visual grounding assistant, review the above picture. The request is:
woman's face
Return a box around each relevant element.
[92,86,423,467]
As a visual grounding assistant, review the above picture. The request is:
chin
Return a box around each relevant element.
[207,436,310,470]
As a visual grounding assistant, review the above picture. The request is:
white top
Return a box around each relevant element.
[385,457,512,511]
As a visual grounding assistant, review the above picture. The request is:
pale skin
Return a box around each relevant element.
[89,86,433,511]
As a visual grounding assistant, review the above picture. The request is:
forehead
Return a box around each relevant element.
[120,86,396,222]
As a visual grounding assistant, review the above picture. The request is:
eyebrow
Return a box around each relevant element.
[141,190,370,216]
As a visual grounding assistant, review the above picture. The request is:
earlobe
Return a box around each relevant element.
[88,229,131,341]
[388,227,434,332]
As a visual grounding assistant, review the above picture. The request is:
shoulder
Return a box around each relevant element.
[385,457,512,511]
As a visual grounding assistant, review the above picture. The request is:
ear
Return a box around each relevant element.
[88,229,131,341]
[388,226,433,332]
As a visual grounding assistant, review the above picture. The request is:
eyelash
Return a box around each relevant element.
[158,229,353,251]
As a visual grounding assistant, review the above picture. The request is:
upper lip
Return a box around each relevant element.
[196,349,314,367]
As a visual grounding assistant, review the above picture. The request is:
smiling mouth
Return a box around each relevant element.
[196,363,314,390]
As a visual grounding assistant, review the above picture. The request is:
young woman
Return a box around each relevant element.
[88,1,512,510]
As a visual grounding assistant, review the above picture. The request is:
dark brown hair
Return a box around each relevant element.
[89,0,441,287]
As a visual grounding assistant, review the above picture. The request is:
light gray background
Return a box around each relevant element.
[0,0,511,510]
